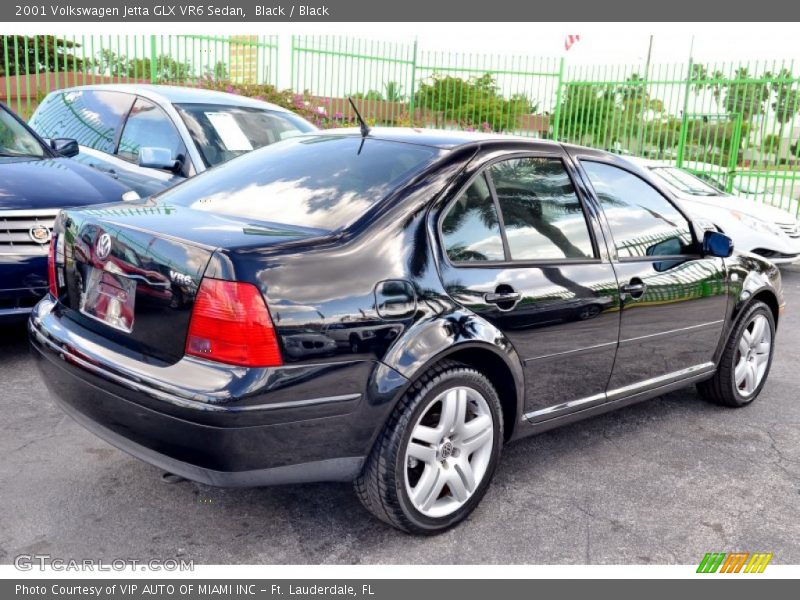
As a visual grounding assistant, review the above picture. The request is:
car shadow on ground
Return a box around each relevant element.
[48,382,741,563]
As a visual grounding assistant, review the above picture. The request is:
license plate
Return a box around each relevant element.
[79,266,136,332]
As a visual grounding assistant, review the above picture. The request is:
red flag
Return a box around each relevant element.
[565,35,581,51]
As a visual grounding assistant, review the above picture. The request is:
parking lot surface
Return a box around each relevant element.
[1,267,799,565]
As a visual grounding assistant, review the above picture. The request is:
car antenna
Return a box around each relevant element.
[348,97,370,154]
[348,97,371,138]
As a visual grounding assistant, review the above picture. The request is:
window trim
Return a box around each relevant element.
[577,157,703,263]
[437,152,602,268]
[115,96,187,171]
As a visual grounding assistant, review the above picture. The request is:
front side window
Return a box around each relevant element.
[582,161,694,258]
[0,107,45,158]
[441,174,505,262]
[490,157,594,260]
[117,98,184,164]
[176,104,316,168]
[29,90,133,153]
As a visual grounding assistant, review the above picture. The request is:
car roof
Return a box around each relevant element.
[307,127,564,150]
[50,83,295,113]
[622,156,673,168]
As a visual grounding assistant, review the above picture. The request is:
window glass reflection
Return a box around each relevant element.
[162,136,440,231]
[29,90,134,153]
[490,158,594,260]
[118,99,184,163]
[581,161,693,258]
[442,174,505,262]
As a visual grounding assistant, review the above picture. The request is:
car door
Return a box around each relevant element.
[111,97,189,196]
[437,150,622,421]
[578,159,729,396]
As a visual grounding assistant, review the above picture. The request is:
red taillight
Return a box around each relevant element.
[48,235,58,298]
[185,278,283,367]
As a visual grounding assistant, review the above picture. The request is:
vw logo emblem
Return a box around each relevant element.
[439,439,454,460]
[95,233,112,261]
[29,225,52,245]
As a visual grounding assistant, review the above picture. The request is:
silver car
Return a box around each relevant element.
[29,84,317,197]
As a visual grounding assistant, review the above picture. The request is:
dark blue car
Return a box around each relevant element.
[1,102,136,321]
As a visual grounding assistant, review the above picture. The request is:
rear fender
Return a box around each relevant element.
[372,309,525,427]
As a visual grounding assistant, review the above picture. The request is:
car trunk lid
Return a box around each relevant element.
[55,201,325,364]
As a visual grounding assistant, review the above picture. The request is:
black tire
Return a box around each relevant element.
[354,360,504,534]
[697,300,776,408]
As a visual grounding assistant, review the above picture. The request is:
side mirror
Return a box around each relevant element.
[51,138,79,157]
[138,147,180,171]
[703,230,734,258]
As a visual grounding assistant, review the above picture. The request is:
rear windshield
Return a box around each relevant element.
[160,135,443,230]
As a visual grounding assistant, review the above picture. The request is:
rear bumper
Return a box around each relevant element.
[46,379,364,487]
[29,299,404,486]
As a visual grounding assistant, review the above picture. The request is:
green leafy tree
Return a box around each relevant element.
[557,83,620,147]
[383,81,405,102]
[693,66,770,121]
[92,49,192,82]
[559,73,664,150]
[767,68,800,161]
[690,64,773,164]
[203,60,229,82]
[350,89,384,101]
[0,36,87,76]
[414,72,532,132]
[717,68,771,121]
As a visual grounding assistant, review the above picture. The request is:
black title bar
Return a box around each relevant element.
[4,0,800,22]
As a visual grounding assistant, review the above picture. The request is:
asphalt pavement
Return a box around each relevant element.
[1,267,799,564]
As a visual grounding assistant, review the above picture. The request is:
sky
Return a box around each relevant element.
[22,22,800,67]
[399,27,800,65]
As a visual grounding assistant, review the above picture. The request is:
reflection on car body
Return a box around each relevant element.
[31,128,784,535]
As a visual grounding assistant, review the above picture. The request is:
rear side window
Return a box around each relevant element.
[581,161,693,258]
[29,90,134,153]
[489,158,594,260]
[117,98,184,164]
[441,156,595,264]
[442,175,505,262]
[161,136,441,230]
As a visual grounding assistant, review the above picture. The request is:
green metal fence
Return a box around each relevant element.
[289,36,800,215]
[558,60,800,214]
[290,35,417,125]
[1,34,279,118]
[2,34,799,215]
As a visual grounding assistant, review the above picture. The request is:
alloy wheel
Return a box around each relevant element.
[404,386,494,518]
[734,313,772,397]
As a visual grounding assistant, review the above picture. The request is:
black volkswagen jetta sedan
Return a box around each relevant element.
[30,128,783,534]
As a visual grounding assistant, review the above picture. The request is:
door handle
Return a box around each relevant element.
[620,278,647,300]
[485,291,521,304]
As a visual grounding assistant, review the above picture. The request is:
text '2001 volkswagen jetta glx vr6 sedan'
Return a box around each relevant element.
[30,128,784,534]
